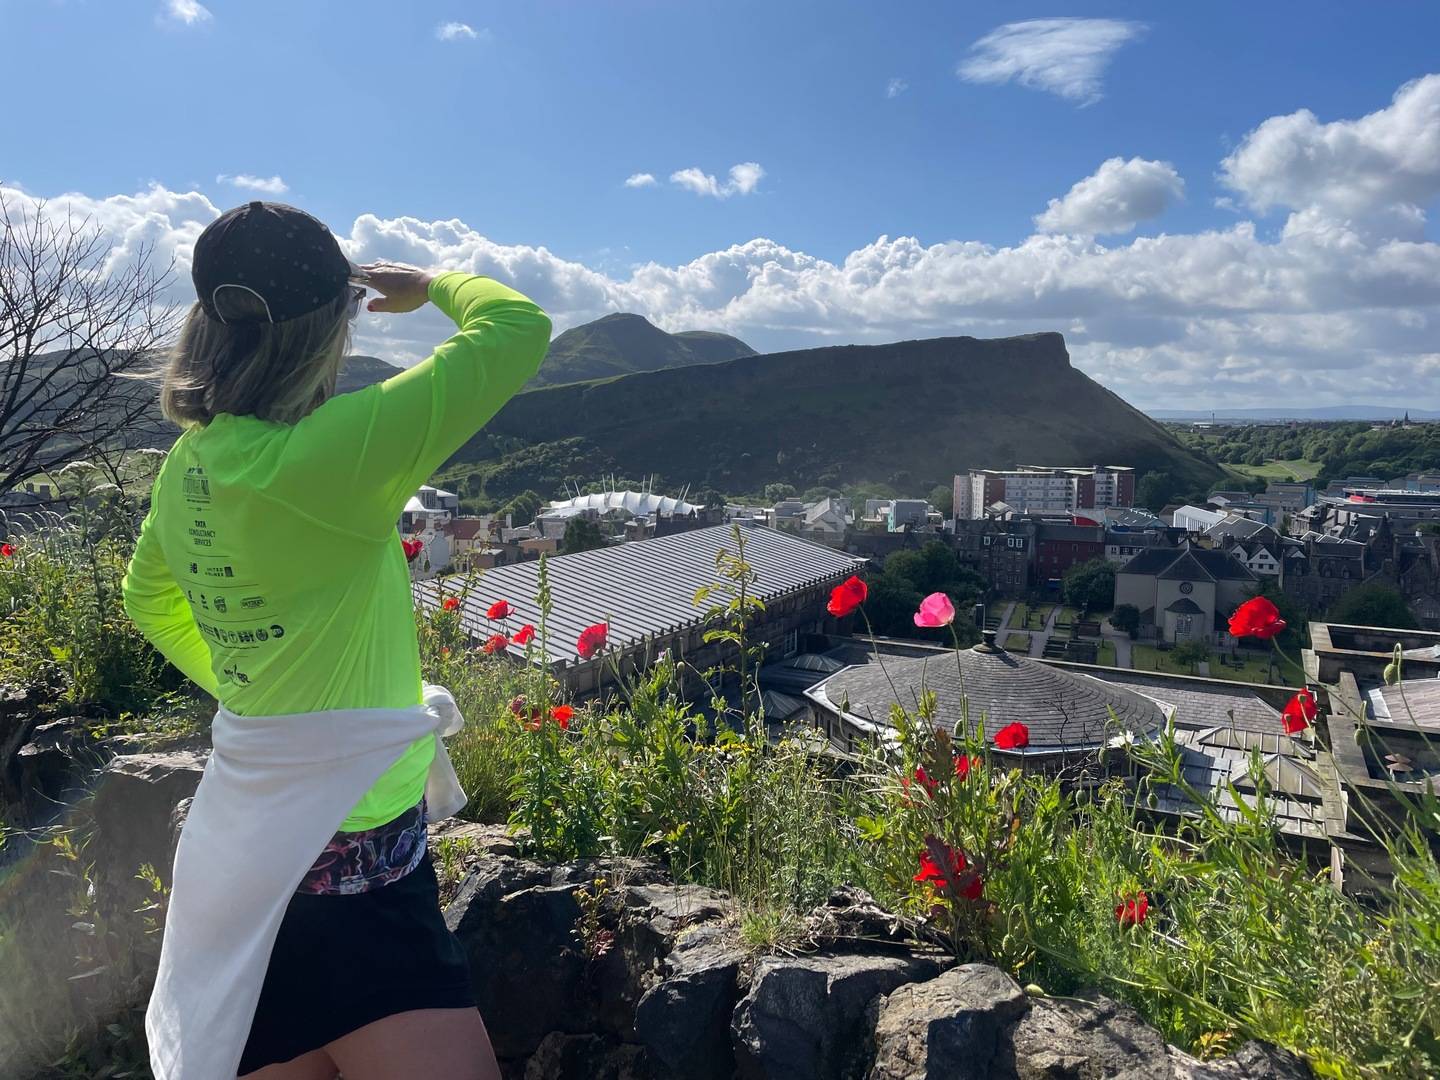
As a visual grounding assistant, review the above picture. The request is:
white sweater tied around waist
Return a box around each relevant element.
[146,683,468,1080]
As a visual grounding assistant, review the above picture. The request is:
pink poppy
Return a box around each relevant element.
[913,592,955,628]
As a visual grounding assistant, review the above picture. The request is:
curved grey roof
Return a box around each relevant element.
[814,645,1166,751]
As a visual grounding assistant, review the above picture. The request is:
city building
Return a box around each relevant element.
[1035,522,1106,586]
[1307,621,1440,894]
[537,488,711,544]
[952,517,1039,596]
[399,483,459,533]
[1114,545,1257,643]
[953,466,1134,520]
[412,524,866,696]
[887,499,931,532]
[1171,504,1227,533]
[793,635,1328,852]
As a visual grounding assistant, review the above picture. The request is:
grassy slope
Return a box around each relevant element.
[441,331,1222,502]
[1227,459,1324,482]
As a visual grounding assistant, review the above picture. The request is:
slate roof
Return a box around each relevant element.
[810,645,1167,752]
[1120,545,1255,583]
[1152,727,1329,839]
[1072,668,1288,733]
[413,524,865,664]
[1205,517,1276,543]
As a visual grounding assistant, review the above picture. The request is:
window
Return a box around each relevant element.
[782,628,799,658]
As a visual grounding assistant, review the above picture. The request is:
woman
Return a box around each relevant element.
[121,200,551,1079]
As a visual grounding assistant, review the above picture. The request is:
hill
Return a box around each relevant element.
[436,332,1222,504]
[531,313,756,387]
[335,354,403,395]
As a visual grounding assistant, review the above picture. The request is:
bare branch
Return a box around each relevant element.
[0,195,180,494]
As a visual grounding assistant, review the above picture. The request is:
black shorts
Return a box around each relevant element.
[238,856,476,1075]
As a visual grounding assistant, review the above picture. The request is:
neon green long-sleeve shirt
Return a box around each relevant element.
[121,272,551,830]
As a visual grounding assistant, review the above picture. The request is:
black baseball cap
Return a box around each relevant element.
[192,201,353,324]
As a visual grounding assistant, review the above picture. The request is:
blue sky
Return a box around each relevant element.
[3,1,1439,410]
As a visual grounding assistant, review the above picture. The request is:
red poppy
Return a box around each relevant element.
[1281,689,1317,735]
[577,622,609,659]
[513,624,536,646]
[482,633,509,654]
[551,705,574,730]
[827,575,867,618]
[954,754,982,780]
[902,766,938,800]
[441,596,460,612]
[402,538,423,561]
[508,694,529,718]
[0,542,13,558]
[440,646,451,657]
[914,840,983,900]
[914,845,966,884]
[486,600,513,621]
[993,722,1029,750]
[1228,596,1286,640]
[1115,890,1149,926]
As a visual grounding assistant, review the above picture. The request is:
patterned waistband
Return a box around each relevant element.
[296,798,428,896]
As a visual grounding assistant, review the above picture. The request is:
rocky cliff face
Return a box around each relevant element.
[28,747,1312,1080]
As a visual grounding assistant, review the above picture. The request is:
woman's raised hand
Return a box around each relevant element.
[360,261,437,314]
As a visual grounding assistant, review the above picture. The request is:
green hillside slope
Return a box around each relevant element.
[438,332,1221,503]
[532,312,756,387]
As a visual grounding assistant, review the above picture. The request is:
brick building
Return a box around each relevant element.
[954,465,1135,520]
[1035,522,1106,585]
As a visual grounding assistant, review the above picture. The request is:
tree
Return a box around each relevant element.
[1,193,180,494]
[1111,603,1141,639]
[863,570,926,639]
[763,483,796,503]
[1328,584,1419,630]
[501,489,544,526]
[559,516,608,555]
[1062,559,1116,614]
[1136,471,1176,512]
[928,484,954,517]
[1173,639,1211,674]
[870,542,985,643]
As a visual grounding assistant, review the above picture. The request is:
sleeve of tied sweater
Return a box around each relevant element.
[288,272,552,538]
[121,489,221,697]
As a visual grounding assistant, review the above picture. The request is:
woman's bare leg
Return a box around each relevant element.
[239,1048,338,1080]
[324,1007,500,1080]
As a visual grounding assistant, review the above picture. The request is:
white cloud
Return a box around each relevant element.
[886,78,908,99]
[436,21,483,42]
[1221,73,1440,235]
[163,0,211,26]
[216,173,289,196]
[670,162,765,199]
[958,18,1145,106]
[6,77,1440,410]
[1035,157,1184,235]
[624,173,658,189]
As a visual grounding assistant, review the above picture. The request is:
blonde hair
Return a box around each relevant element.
[156,287,356,428]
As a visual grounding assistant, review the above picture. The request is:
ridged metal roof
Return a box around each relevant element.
[413,524,865,664]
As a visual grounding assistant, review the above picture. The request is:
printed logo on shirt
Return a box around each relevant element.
[182,468,211,503]
[240,595,266,610]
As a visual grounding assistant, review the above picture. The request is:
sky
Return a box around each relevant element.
[3,0,1440,410]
